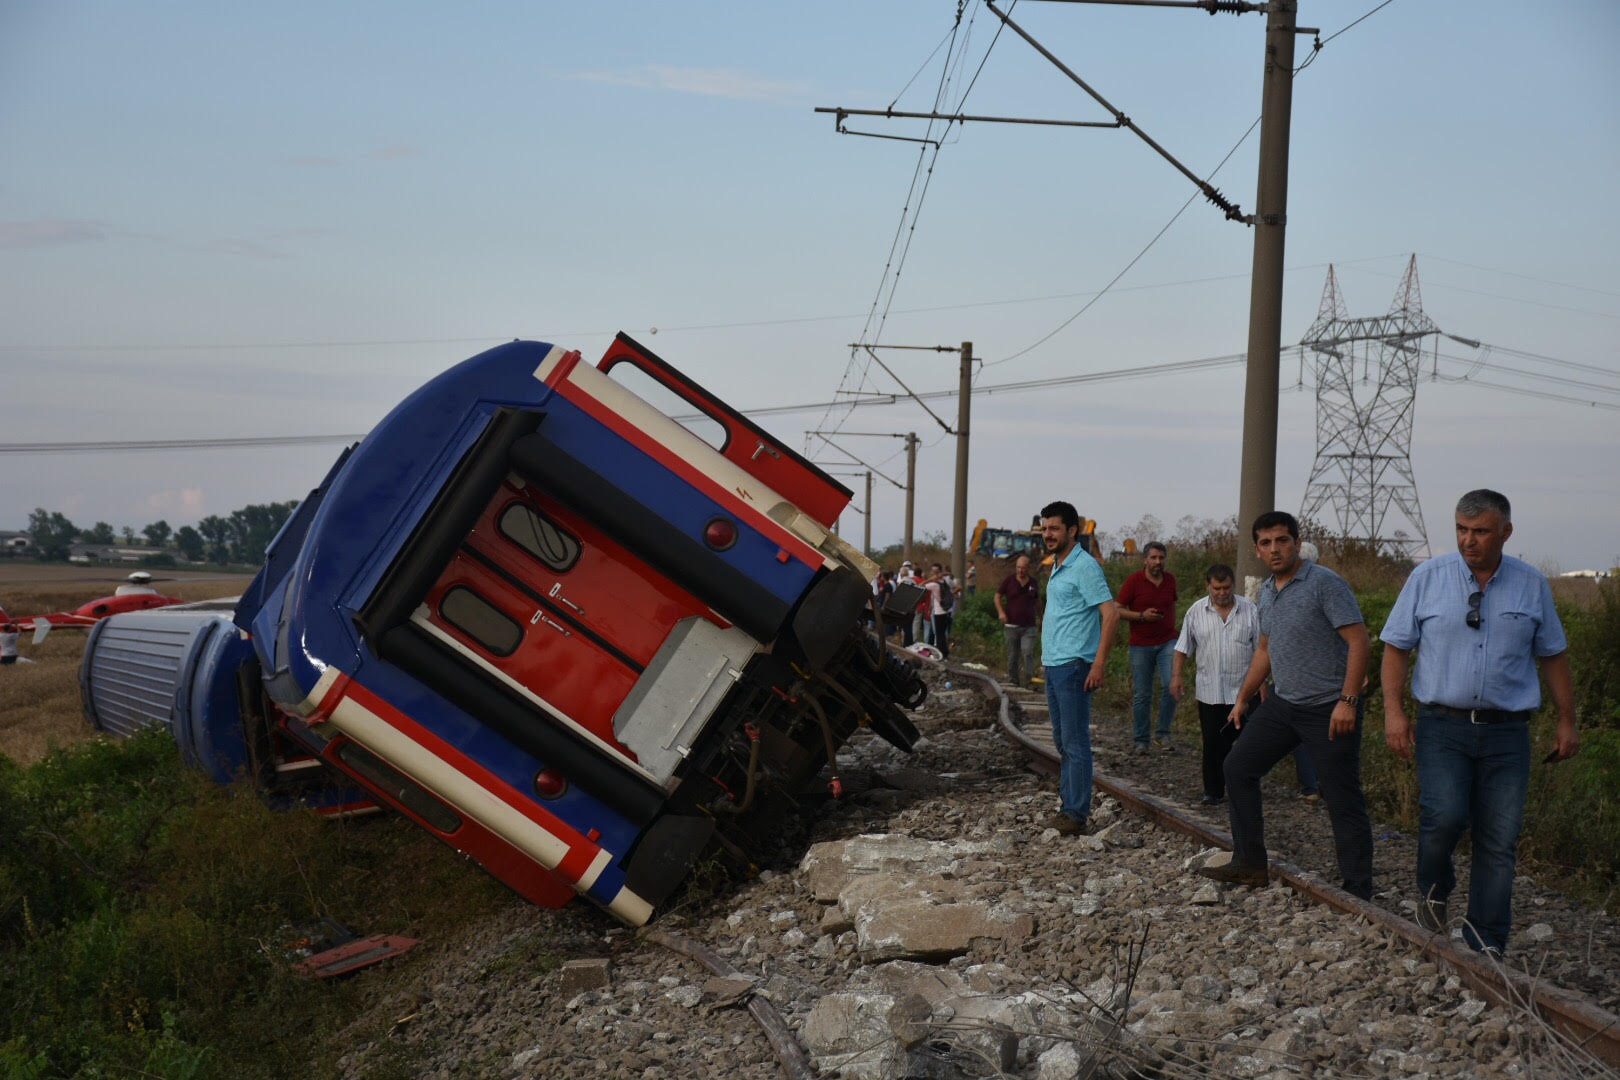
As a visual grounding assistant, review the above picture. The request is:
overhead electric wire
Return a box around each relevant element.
[1479,344,1620,381]
[989,0,1399,371]
[1338,264,1618,321]
[1294,0,1399,74]
[1417,254,1620,301]
[0,433,365,455]
[984,113,1261,368]
[0,254,1414,354]
[821,1,1009,444]
[8,338,1610,456]
[816,9,967,440]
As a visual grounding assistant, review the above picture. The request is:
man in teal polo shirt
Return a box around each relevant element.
[1039,500,1120,835]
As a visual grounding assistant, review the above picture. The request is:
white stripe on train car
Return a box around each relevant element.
[318,674,654,925]
[326,693,653,925]
[604,881,653,925]
[294,665,344,718]
[326,692,577,870]
[556,361,832,565]
[408,606,667,789]
[530,344,570,384]
[327,689,653,924]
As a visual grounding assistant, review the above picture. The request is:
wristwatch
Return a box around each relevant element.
[1339,694,1360,706]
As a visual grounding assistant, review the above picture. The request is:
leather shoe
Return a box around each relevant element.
[1047,812,1088,836]
[1196,860,1268,887]
[1198,794,1225,806]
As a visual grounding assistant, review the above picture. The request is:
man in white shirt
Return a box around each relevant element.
[1170,564,1259,805]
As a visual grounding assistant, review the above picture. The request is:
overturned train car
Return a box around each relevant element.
[81,335,926,924]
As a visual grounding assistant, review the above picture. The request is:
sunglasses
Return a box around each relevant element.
[1466,590,1483,630]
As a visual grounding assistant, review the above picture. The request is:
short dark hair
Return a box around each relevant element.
[1041,500,1079,531]
[1205,563,1235,584]
[1251,510,1299,542]
[1144,541,1167,556]
[1456,488,1511,524]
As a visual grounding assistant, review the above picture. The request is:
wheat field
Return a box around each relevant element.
[0,566,251,766]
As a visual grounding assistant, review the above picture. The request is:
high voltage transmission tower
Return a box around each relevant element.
[1298,256,1442,559]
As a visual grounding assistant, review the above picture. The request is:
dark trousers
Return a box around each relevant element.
[1223,694,1374,898]
[932,613,952,658]
[1197,700,1241,799]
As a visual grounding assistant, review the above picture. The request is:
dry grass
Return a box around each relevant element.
[0,568,250,767]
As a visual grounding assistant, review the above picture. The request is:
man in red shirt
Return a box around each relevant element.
[1117,541,1180,752]
[994,554,1041,688]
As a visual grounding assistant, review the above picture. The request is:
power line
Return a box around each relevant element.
[985,114,1262,368]
[6,338,1609,456]
[0,254,1441,355]
[1294,0,1399,74]
[0,433,365,455]
[1339,264,1618,321]
[1417,253,1620,301]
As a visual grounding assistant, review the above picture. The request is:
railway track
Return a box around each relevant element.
[948,662,1620,1070]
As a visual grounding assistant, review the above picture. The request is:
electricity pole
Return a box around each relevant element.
[843,343,972,584]
[864,469,873,555]
[904,432,918,565]
[821,0,1297,591]
[952,342,973,587]
[808,429,913,562]
[1235,0,1298,594]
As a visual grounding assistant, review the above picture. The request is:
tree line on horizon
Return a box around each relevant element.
[21,501,299,566]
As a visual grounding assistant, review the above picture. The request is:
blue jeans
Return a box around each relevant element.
[1045,658,1094,823]
[1003,624,1037,688]
[1129,641,1178,746]
[1415,707,1530,954]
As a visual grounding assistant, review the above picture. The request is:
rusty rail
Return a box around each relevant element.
[947,663,1620,1069]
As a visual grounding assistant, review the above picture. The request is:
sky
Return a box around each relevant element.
[2,0,1617,571]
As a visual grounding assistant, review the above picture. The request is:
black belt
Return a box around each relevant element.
[1423,704,1531,725]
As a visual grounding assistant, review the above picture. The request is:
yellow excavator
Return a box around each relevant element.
[971,515,1101,565]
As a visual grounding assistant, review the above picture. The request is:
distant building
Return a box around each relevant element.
[0,531,31,555]
[67,543,151,564]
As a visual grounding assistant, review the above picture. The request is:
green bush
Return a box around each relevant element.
[0,729,513,1077]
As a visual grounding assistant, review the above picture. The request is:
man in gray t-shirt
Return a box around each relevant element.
[1196,511,1374,899]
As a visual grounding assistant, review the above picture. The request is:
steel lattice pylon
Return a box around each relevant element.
[1298,257,1436,558]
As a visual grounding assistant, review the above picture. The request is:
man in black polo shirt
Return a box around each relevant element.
[1197,511,1375,899]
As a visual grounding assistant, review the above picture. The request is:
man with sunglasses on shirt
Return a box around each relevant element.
[1380,489,1579,956]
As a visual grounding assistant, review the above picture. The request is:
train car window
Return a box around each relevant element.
[604,361,729,451]
[498,504,581,572]
[440,586,522,657]
[337,742,462,833]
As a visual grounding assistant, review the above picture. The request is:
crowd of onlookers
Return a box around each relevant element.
[870,559,968,657]
[867,488,1581,959]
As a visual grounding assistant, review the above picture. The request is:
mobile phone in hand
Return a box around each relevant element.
[1543,750,1561,764]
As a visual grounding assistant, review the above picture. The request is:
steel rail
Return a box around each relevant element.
[944,662,1620,1068]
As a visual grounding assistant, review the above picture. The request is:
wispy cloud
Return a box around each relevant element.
[203,238,291,260]
[565,65,809,105]
[0,218,108,249]
[3,218,307,261]
[143,488,204,515]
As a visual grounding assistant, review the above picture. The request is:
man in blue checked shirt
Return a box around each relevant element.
[1038,500,1120,836]
[1381,489,1579,956]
